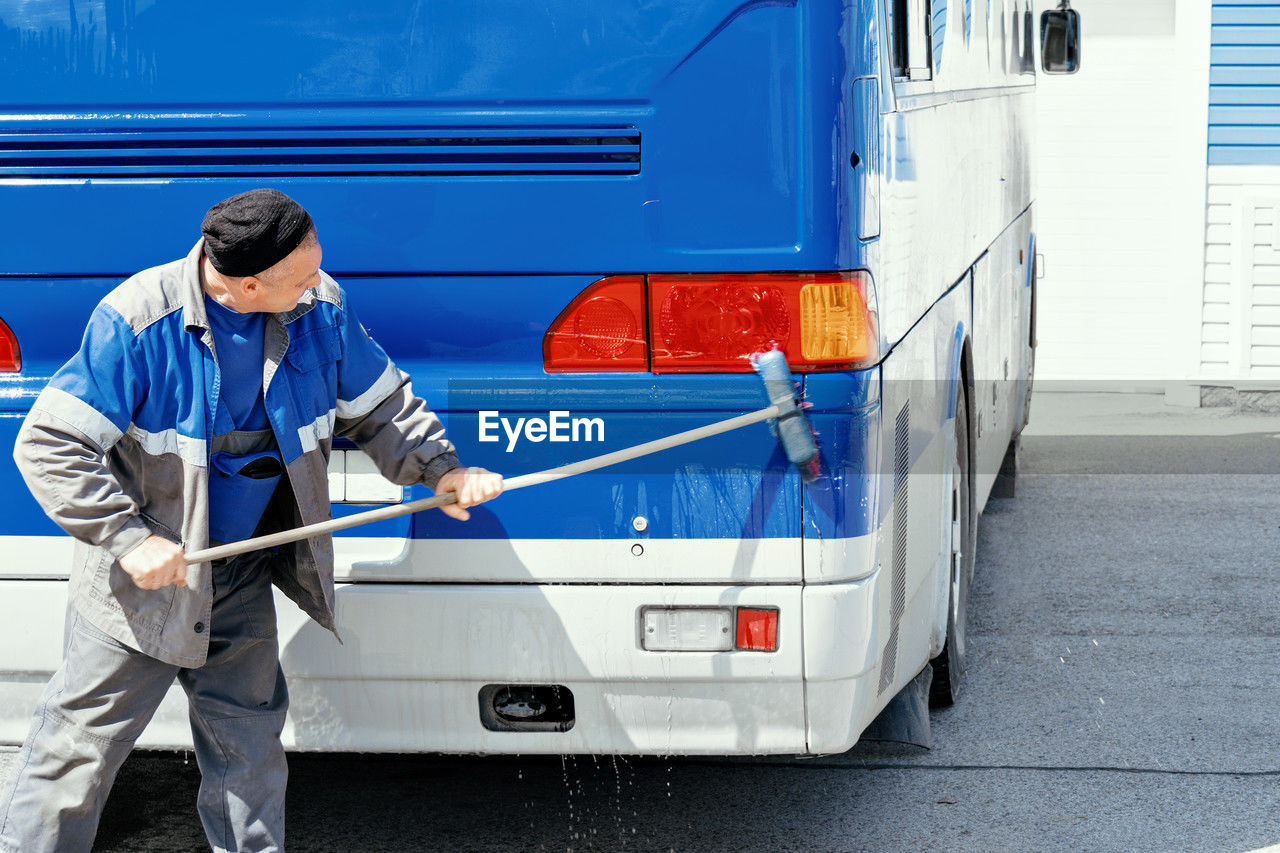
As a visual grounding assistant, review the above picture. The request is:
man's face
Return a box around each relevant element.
[247,239,323,314]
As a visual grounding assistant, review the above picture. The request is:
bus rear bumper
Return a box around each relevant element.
[0,576,883,755]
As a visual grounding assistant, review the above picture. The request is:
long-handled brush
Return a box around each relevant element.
[185,350,819,565]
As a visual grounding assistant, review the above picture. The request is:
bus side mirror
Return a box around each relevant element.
[1040,3,1081,74]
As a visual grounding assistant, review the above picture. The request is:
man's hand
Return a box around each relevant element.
[434,466,504,521]
[119,534,187,590]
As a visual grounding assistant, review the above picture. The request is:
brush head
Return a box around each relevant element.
[750,349,821,483]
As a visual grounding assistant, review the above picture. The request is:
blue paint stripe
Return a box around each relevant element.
[1210,84,1280,105]
[1209,104,1280,122]
[1212,44,1280,64]
[1210,125,1280,143]
[1215,9,1280,24]
[1213,23,1280,43]
[1213,65,1280,83]
[1209,146,1280,164]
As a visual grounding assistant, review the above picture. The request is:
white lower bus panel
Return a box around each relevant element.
[0,575,885,755]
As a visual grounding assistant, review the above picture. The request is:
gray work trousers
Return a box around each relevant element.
[0,551,289,853]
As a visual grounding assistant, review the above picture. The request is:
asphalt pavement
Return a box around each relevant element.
[2,391,1279,852]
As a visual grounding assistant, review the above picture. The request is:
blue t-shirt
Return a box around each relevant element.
[205,295,269,433]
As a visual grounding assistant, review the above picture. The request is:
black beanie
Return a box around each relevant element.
[200,189,314,277]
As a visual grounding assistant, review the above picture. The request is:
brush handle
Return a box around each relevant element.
[185,404,780,565]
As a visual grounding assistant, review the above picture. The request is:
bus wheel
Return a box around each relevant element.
[930,384,974,707]
[991,435,1019,499]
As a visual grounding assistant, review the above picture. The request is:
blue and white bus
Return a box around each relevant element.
[0,0,1045,755]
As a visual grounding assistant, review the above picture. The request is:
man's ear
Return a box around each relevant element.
[241,275,263,298]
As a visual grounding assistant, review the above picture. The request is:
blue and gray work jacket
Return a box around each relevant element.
[13,240,460,667]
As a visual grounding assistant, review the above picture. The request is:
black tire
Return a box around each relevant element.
[991,435,1019,500]
[930,383,974,708]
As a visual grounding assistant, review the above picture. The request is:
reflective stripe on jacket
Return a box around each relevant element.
[13,240,459,666]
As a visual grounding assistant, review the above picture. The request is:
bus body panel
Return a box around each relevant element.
[0,579,819,755]
[0,0,1037,755]
[874,91,1034,349]
[836,262,976,732]
[972,208,1036,512]
[0,1,843,276]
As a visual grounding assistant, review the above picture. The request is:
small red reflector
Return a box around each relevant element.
[735,608,779,652]
[543,276,647,372]
[0,316,20,372]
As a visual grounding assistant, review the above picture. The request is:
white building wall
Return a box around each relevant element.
[1203,169,1280,380]
[1200,2,1280,392]
[1032,0,1209,389]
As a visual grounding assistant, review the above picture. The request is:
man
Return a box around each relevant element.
[0,189,502,851]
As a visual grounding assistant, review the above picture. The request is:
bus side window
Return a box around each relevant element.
[1022,6,1035,73]
[1009,9,1021,75]
[892,0,934,81]
[892,0,910,75]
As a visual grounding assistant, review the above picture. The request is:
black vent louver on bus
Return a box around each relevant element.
[0,127,641,178]
[878,401,911,696]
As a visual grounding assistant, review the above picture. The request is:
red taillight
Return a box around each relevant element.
[543,275,647,372]
[650,274,792,371]
[543,272,876,373]
[651,273,875,372]
[735,607,779,652]
[0,317,20,372]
